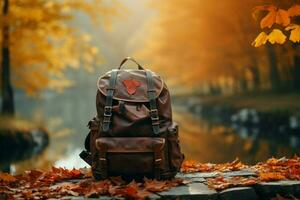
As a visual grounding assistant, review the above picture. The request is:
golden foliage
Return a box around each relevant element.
[252,32,268,47]
[267,29,287,44]
[275,9,290,27]
[259,6,277,28]
[254,5,290,28]
[286,24,300,43]
[253,3,300,47]
[0,0,120,95]
[137,0,260,90]
[287,4,300,17]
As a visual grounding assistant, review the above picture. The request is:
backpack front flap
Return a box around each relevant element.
[97,70,163,103]
[96,69,172,136]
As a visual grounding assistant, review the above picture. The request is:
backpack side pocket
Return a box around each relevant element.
[88,117,101,154]
[167,122,184,172]
[81,118,100,166]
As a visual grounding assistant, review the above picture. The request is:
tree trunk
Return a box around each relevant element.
[239,77,248,93]
[266,44,281,91]
[1,0,14,115]
[293,54,300,90]
[247,65,260,91]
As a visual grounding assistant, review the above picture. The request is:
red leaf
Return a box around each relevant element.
[122,79,141,95]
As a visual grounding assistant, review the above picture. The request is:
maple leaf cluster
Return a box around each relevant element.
[0,167,185,200]
[183,156,300,191]
[253,156,300,182]
[0,156,299,198]
[207,176,258,191]
[252,4,300,47]
[181,158,247,173]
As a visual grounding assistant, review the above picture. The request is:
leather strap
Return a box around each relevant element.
[99,144,108,179]
[146,70,160,135]
[119,57,144,70]
[102,70,118,132]
[153,144,163,180]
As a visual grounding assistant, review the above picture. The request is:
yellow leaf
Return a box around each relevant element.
[0,173,17,182]
[267,29,287,44]
[288,4,300,17]
[260,8,276,28]
[252,32,268,47]
[286,24,300,43]
[276,9,290,27]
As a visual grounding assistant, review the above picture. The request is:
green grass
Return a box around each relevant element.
[199,92,300,116]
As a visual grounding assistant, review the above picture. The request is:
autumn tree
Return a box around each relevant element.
[137,0,266,95]
[0,0,120,115]
[137,0,300,95]
[252,0,300,90]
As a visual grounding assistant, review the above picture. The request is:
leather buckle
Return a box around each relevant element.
[152,121,160,126]
[103,116,110,123]
[150,109,159,121]
[104,106,112,117]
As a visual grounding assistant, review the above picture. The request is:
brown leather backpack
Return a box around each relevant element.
[80,57,184,180]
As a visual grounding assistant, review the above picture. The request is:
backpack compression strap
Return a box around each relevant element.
[146,70,160,135]
[102,70,118,132]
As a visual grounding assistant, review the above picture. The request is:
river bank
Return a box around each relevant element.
[172,92,300,162]
[193,93,300,116]
[0,117,49,172]
[174,92,300,129]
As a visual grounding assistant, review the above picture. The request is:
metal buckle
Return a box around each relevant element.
[104,106,112,117]
[150,109,159,121]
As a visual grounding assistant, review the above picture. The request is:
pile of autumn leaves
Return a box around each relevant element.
[182,156,300,191]
[0,156,299,199]
[0,167,186,199]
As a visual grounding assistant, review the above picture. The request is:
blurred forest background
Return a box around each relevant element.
[0,0,300,174]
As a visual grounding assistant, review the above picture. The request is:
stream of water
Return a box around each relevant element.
[2,89,299,174]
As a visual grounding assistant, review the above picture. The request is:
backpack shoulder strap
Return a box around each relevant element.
[102,70,118,132]
[146,70,160,135]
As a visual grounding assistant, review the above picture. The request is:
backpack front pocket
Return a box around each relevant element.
[94,137,165,180]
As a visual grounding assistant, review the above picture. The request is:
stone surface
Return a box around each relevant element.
[222,170,256,177]
[147,193,162,200]
[278,180,300,197]
[72,196,124,200]
[188,177,206,183]
[218,187,258,200]
[255,180,300,199]
[70,172,300,199]
[176,173,206,183]
[158,182,218,200]
[176,172,220,179]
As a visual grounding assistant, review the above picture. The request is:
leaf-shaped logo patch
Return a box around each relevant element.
[122,79,141,95]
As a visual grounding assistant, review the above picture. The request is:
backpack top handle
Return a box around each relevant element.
[118,57,145,70]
